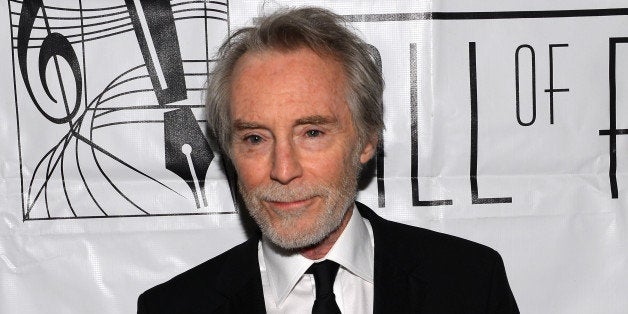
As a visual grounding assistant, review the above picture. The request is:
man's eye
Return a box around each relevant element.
[306,130,322,137]
[245,135,263,144]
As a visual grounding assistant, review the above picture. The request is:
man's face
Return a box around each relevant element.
[229,47,375,250]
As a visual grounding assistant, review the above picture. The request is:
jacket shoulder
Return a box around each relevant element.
[376,219,518,313]
[137,238,260,314]
[358,201,499,267]
[390,219,499,260]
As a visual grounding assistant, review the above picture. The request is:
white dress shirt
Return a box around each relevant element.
[258,204,375,313]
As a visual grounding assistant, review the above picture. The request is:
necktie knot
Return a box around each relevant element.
[306,260,341,314]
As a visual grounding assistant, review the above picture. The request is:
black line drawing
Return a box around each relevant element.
[515,44,536,127]
[599,37,628,199]
[10,0,232,220]
[468,42,513,204]
[409,43,453,207]
[164,107,214,208]
[544,44,570,124]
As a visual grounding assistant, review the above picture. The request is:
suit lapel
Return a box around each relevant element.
[213,238,266,313]
[221,279,266,313]
[356,202,428,314]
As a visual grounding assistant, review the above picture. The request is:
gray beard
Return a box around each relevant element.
[238,151,361,250]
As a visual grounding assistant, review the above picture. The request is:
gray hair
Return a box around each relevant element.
[205,7,384,157]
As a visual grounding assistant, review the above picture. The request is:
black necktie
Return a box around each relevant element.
[307,260,342,314]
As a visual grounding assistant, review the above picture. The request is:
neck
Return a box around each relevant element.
[300,206,353,260]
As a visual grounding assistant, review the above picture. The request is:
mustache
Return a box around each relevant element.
[244,182,333,203]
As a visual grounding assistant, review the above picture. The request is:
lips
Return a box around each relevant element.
[266,197,315,211]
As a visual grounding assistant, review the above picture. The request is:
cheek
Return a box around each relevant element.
[234,157,268,188]
[302,146,354,179]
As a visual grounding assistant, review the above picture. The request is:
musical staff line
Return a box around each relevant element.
[10,8,127,20]
[10,0,227,48]
[93,119,208,130]
[9,0,126,12]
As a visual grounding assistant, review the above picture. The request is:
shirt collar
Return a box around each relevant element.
[261,204,374,305]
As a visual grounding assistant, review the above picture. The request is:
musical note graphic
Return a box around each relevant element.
[9,0,232,219]
[17,0,83,124]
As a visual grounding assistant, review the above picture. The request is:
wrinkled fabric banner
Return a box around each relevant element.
[1,0,627,313]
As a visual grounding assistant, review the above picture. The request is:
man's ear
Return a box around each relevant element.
[359,135,378,164]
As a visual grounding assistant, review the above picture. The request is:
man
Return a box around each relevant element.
[138,7,519,313]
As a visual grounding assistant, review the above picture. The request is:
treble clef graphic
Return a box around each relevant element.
[17,0,83,124]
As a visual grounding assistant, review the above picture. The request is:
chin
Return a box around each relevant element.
[264,227,327,250]
[264,213,345,250]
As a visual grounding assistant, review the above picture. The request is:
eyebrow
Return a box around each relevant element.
[295,115,337,126]
[233,120,264,131]
[233,115,338,131]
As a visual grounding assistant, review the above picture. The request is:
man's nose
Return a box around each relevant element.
[270,140,303,184]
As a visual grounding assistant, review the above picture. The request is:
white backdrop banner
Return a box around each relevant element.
[1,0,627,313]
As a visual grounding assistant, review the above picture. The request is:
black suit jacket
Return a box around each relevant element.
[138,202,519,313]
